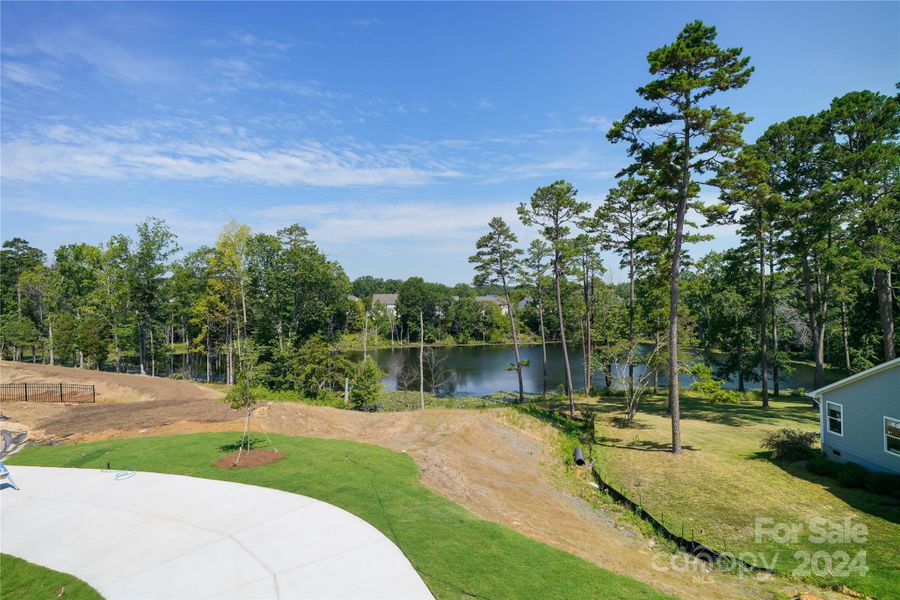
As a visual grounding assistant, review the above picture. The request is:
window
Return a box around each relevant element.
[826,402,843,436]
[885,417,900,457]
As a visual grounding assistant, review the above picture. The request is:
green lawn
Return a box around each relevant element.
[0,554,102,600]
[8,433,671,600]
[587,392,900,599]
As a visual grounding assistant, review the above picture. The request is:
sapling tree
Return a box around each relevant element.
[350,357,383,409]
[607,20,753,452]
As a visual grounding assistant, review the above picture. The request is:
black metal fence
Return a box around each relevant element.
[0,383,96,403]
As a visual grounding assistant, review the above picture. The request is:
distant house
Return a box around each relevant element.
[474,294,509,316]
[348,294,360,303]
[372,293,398,317]
[807,358,900,474]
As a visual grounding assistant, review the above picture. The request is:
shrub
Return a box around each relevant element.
[761,428,819,460]
[350,357,383,409]
[836,463,867,488]
[863,471,900,496]
[689,364,743,403]
[806,454,844,478]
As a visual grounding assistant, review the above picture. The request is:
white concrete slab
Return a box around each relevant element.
[1,466,433,600]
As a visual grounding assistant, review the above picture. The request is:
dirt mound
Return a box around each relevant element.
[0,361,223,404]
[215,449,284,469]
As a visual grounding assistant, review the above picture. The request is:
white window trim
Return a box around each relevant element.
[826,401,844,437]
[884,416,900,458]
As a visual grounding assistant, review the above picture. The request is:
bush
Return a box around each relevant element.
[761,428,819,460]
[689,364,743,403]
[864,471,900,497]
[806,454,844,478]
[836,463,867,488]
[350,357,383,409]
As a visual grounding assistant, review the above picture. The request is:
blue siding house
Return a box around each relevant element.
[807,358,900,474]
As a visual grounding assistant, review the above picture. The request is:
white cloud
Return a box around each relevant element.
[1,122,462,187]
[1,61,60,90]
[256,200,528,248]
[31,28,185,86]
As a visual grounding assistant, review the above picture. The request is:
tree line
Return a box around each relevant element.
[1,21,896,453]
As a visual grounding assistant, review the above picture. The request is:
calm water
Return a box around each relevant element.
[347,343,844,397]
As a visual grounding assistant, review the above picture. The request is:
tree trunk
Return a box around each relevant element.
[554,251,576,415]
[840,301,852,372]
[419,311,425,410]
[363,311,369,358]
[139,322,147,376]
[500,273,525,403]
[668,135,690,454]
[226,321,233,385]
[206,323,212,383]
[240,278,248,343]
[49,318,55,366]
[758,221,769,408]
[769,247,780,397]
[582,263,593,396]
[149,327,155,377]
[800,254,825,389]
[628,248,636,394]
[875,268,895,361]
[538,298,548,404]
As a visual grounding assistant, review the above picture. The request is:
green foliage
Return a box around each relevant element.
[689,364,742,403]
[836,463,867,489]
[760,428,819,460]
[805,454,845,478]
[350,357,383,409]
[806,455,900,498]
[295,334,353,397]
[225,372,255,411]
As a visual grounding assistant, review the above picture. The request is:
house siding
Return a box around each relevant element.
[818,364,900,474]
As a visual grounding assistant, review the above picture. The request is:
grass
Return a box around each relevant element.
[0,554,103,600]
[584,391,900,599]
[8,433,672,600]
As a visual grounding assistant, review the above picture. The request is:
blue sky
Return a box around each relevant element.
[2,2,897,284]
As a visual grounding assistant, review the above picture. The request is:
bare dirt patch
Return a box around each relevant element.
[0,362,235,441]
[0,360,223,404]
[215,449,284,469]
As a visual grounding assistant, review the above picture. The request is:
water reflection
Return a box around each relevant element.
[347,344,844,397]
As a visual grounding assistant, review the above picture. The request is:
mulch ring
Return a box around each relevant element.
[215,449,284,469]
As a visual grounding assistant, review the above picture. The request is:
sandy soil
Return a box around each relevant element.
[0,362,839,600]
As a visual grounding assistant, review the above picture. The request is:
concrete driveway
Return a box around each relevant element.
[0,466,433,599]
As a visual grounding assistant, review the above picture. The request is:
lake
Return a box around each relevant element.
[347,343,844,397]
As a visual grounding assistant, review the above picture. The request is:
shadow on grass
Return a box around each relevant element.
[768,459,900,524]
[586,394,819,428]
[218,436,262,453]
[596,435,697,453]
[609,416,652,430]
